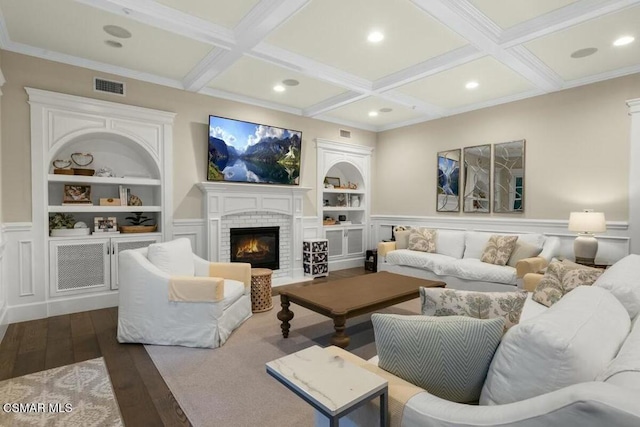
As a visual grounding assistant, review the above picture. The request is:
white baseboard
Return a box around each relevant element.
[329,257,365,271]
[7,292,119,324]
[272,276,314,287]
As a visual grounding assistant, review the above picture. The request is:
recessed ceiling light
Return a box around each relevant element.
[273,85,285,92]
[282,79,299,86]
[465,81,479,90]
[570,47,598,58]
[613,36,635,46]
[367,31,384,43]
[103,25,131,39]
[379,107,393,113]
[368,111,379,117]
[105,40,123,48]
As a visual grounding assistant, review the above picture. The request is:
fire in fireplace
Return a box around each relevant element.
[230,226,279,270]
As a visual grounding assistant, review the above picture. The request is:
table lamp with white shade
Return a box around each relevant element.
[568,210,606,265]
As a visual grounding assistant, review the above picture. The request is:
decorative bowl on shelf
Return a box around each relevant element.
[119,225,158,233]
[53,169,74,175]
[72,168,95,176]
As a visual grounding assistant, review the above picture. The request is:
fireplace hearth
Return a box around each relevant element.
[230,226,280,270]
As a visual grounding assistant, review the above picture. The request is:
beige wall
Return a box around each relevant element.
[375,73,640,221]
[0,51,376,222]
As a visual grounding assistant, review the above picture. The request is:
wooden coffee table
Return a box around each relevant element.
[277,271,446,348]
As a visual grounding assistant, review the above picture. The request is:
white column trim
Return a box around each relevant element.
[628,98,640,254]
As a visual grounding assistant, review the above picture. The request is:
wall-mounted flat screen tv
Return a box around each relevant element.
[207,115,302,185]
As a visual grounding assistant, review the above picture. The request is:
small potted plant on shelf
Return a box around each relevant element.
[49,213,90,237]
[120,212,158,233]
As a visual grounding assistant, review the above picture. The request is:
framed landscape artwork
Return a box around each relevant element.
[436,149,460,212]
[207,115,302,185]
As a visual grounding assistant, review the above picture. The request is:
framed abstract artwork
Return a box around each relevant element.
[436,149,461,212]
[493,139,525,213]
[463,144,491,213]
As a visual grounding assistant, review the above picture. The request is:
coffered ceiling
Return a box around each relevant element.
[0,0,638,131]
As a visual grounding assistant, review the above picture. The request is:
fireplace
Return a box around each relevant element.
[230,226,280,270]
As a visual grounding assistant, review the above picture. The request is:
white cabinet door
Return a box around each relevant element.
[345,227,364,256]
[110,235,161,290]
[325,228,345,258]
[50,239,110,297]
[324,227,365,259]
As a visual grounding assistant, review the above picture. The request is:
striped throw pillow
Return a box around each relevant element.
[372,314,504,403]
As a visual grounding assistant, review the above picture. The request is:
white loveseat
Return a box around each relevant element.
[378,229,560,292]
[316,254,640,427]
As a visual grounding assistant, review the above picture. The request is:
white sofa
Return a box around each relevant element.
[378,229,560,292]
[316,254,640,427]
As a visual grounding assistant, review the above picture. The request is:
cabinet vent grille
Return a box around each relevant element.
[94,77,125,96]
[340,129,351,138]
[56,243,105,290]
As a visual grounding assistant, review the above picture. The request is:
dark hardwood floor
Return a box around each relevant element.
[0,267,370,426]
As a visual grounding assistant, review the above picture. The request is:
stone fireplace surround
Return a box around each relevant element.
[197,182,312,286]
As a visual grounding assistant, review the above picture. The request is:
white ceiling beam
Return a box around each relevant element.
[183,0,311,92]
[500,0,640,48]
[250,42,373,93]
[183,49,240,92]
[373,45,483,93]
[75,0,235,48]
[377,91,445,117]
[411,0,563,92]
[303,92,368,117]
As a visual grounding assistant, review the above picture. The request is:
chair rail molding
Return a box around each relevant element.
[628,98,640,254]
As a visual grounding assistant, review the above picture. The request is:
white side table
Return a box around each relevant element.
[266,345,388,426]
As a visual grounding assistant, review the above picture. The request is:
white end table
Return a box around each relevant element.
[266,345,388,426]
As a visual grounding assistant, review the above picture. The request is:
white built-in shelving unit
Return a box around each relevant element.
[316,139,372,270]
[29,88,174,302]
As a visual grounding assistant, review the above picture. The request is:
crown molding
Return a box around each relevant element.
[312,114,378,133]
[500,0,640,47]
[198,87,302,116]
[563,63,640,90]
[5,41,185,89]
[76,0,235,48]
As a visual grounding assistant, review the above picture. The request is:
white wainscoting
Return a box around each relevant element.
[371,215,630,265]
[171,219,206,259]
[0,225,8,338]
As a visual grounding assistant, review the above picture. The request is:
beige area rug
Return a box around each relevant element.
[0,357,123,427]
[145,298,421,427]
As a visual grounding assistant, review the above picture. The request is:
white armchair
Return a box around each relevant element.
[117,238,252,348]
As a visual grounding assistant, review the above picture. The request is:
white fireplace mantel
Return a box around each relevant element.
[197,182,312,285]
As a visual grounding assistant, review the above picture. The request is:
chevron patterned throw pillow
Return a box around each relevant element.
[372,314,504,403]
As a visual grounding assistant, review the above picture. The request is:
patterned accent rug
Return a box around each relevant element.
[0,358,123,427]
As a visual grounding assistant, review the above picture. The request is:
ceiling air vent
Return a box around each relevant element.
[340,129,351,138]
[94,77,125,96]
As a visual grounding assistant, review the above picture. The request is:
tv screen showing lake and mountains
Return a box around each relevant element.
[207,115,302,185]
